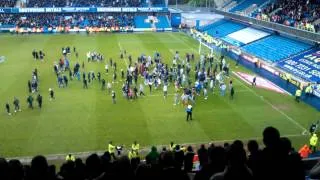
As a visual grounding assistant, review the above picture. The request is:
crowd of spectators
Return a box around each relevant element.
[26,0,150,7]
[0,126,312,180]
[0,0,16,7]
[256,0,320,33]
[0,13,134,29]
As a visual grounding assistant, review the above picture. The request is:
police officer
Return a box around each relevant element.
[128,149,138,160]
[310,133,318,152]
[65,154,75,162]
[108,141,116,159]
[169,142,176,151]
[132,141,140,154]
[186,104,193,121]
[295,88,302,102]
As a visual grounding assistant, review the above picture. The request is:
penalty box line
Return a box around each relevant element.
[232,72,308,134]
[8,134,305,164]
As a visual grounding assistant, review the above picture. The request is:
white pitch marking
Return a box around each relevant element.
[232,72,308,133]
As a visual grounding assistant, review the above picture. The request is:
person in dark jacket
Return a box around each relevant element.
[198,144,208,168]
[184,146,195,172]
[174,145,184,168]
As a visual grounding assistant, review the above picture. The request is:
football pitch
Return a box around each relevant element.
[0,32,319,158]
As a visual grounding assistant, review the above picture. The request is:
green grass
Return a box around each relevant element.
[0,32,319,157]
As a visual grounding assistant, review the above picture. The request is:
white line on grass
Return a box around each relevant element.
[9,133,305,163]
[232,72,308,134]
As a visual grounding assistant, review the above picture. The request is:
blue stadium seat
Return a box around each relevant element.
[198,19,227,32]
[201,20,246,38]
[242,35,312,63]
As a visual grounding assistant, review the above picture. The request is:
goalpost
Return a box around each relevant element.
[198,39,214,56]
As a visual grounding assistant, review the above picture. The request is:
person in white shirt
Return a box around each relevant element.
[182,74,186,87]
[210,79,214,94]
[107,82,112,94]
[180,68,184,76]
[204,88,208,100]
[139,83,145,96]
[174,90,180,105]
[220,83,227,96]
[163,84,168,99]
[105,64,109,73]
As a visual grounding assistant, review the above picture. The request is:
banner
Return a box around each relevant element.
[0,7,168,13]
[276,48,320,83]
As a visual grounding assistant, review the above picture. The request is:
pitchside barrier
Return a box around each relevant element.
[189,29,320,110]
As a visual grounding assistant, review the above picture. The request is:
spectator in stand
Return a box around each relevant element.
[8,159,24,180]
[247,140,261,177]
[85,153,102,179]
[161,151,190,180]
[0,158,8,180]
[198,144,209,168]
[0,127,310,180]
[280,137,305,180]
[30,155,55,180]
[109,156,135,179]
[0,13,135,30]
[26,0,144,7]
[184,146,195,172]
[256,0,320,32]
[0,0,16,7]
[146,146,160,165]
[194,146,226,180]
[174,145,184,168]
[210,140,253,180]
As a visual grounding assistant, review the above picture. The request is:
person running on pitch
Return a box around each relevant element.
[27,95,34,109]
[37,94,43,109]
[112,90,116,104]
[101,79,106,90]
[13,97,21,113]
[5,102,11,115]
[49,88,55,101]
[163,84,168,99]
[230,87,235,100]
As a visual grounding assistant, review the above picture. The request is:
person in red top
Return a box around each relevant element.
[299,144,311,158]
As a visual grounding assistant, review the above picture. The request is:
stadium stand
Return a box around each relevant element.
[0,13,135,29]
[155,16,171,28]
[0,126,311,180]
[198,20,246,38]
[134,15,152,28]
[242,35,312,62]
[255,0,320,32]
[25,0,164,7]
[0,0,16,7]
[229,0,267,13]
